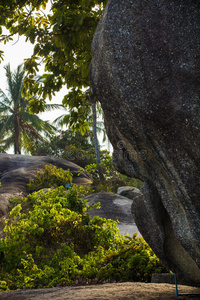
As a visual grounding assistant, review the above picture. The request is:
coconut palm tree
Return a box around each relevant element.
[0,63,58,154]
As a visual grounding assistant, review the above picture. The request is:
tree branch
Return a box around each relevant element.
[0,0,43,42]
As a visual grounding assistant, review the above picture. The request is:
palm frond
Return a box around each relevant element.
[14,64,25,105]
[0,115,14,138]
[4,63,25,110]
[0,89,13,112]
[0,89,11,104]
[44,103,67,112]
[0,134,15,152]
[21,112,56,133]
[40,121,57,137]
[4,64,16,103]
[52,114,66,128]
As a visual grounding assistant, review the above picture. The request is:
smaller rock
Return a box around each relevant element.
[117,186,142,200]
[40,187,55,193]
[151,274,175,285]
[85,191,141,236]
[151,273,190,286]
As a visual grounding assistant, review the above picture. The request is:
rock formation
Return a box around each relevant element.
[90,0,200,286]
[0,154,92,217]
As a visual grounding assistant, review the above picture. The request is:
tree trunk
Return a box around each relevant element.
[14,115,21,154]
[91,101,104,181]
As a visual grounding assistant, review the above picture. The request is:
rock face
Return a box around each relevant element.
[85,191,140,236]
[90,0,200,286]
[0,154,92,216]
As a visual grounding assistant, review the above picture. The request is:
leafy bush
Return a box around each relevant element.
[97,234,167,282]
[0,186,122,290]
[0,184,168,291]
[27,164,73,193]
[0,167,168,291]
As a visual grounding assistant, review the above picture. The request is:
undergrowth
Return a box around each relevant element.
[0,167,168,291]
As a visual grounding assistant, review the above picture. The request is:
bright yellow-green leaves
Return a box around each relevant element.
[0,166,167,291]
[27,164,73,193]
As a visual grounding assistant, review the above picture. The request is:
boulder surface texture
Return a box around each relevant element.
[90,0,200,286]
[0,154,92,217]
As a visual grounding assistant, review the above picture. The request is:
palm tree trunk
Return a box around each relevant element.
[14,115,21,154]
[91,101,104,181]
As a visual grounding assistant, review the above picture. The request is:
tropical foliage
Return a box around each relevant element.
[27,164,73,193]
[0,64,57,154]
[53,100,107,176]
[26,130,142,192]
[0,167,168,291]
[0,1,110,176]
[0,0,109,133]
[28,129,97,166]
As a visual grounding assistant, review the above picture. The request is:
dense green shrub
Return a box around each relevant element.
[27,164,73,193]
[97,234,166,282]
[0,184,168,291]
[0,167,168,291]
[0,186,122,290]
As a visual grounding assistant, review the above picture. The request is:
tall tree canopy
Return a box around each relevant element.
[0,64,56,154]
[0,0,108,133]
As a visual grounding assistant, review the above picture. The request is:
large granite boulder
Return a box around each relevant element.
[0,154,92,217]
[90,0,200,286]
